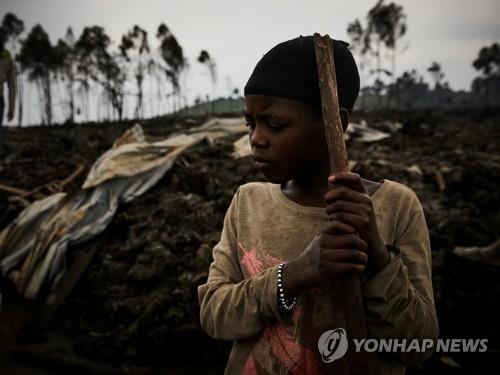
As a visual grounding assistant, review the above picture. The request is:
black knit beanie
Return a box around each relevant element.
[244,35,360,113]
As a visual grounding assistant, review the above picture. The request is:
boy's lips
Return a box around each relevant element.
[253,155,272,167]
[253,155,271,163]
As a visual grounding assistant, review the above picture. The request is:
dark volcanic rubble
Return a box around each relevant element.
[0,111,499,373]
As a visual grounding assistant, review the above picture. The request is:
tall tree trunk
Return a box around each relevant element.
[135,75,143,119]
[68,71,75,123]
[85,80,90,122]
[486,79,491,108]
[391,47,396,83]
[17,68,23,127]
[376,38,381,106]
[156,73,163,116]
[106,90,111,121]
[45,74,52,126]
[386,46,397,108]
[36,79,45,125]
[118,99,123,122]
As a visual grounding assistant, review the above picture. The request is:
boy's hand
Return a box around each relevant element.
[324,172,390,277]
[281,172,391,296]
[283,220,369,294]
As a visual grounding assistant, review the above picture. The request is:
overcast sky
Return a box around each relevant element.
[2,0,500,117]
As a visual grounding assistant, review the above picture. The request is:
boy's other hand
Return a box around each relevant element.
[282,172,392,295]
[284,220,369,294]
[324,172,390,277]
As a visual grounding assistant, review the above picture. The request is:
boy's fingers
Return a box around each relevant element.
[328,172,368,194]
[322,262,366,275]
[324,187,371,204]
[321,249,368,264]
[328,212,370,232]
[319,232,368,251]
[326,200,370,216]
[323,220,356,235]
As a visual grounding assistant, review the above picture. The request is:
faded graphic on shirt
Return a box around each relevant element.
[238,242,319,374]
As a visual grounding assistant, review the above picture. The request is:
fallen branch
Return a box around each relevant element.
[1,164,85,208]
[7,195,31,208]
[60,164,84,189]
[21,164,85,200]
[0,183,29,196]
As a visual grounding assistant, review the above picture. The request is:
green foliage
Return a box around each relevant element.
[348,0,407,106]
[427,61,445,89]
[473,43,500,78]
[1,12,24,47]
[18,24,56,124]
[367,0,406,50]
[471,43,500,106]
[75,26,127,120]
[18,24,55,79]
[157,23,185,91]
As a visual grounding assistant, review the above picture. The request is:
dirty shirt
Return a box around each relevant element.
[198,180,438,374]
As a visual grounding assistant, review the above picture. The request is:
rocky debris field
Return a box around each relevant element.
[0,110,499,374]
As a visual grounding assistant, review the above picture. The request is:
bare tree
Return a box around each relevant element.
[472,43,500,106]
[365,0,407,104]
[473,43,500,77]
[197,50,217,102]
[53,28,77,123]
[120,25,151,119]
[427,61,445,89]
[75,27,101,120]
[157,23,186,113]
[2,13,24,126]
[19,24,55,125]
[98,53,127,121]
[75,26,126,121]
[347,19,369,109]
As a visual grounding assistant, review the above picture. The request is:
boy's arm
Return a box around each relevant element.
[197,189,285,341]
[362,196,439,366]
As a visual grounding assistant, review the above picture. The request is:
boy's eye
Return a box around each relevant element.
[268,120,286,130]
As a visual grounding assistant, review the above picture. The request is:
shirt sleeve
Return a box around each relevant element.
[197,188,286,341]
[362,201,439,366]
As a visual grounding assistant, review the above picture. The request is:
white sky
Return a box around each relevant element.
[1,0,500,122]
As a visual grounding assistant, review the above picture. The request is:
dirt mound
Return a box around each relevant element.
[1,111,499,373]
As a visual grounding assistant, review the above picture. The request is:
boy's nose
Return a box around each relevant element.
[249,125,268,148]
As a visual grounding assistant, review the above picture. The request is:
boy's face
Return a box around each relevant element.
[245,95,329,184]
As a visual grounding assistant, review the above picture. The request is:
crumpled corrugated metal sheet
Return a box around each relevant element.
[0,118,246,300]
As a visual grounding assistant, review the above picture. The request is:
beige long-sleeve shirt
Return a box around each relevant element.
[198,180,438,374]
[0,49,16,116]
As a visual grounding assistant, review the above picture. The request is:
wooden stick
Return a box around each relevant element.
[0,164,84,209]
[7,195,31,208]
[0,182,29,196]
[313,33,381,375]
[314,35,349,175]
[59,164,85,190]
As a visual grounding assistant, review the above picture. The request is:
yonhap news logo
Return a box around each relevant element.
[317,328,349,363]
[318,329,488,363]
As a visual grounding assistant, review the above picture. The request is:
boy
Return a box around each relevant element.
[198,36,438,374]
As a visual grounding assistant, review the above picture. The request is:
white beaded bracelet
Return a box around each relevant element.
[277,262,297,311]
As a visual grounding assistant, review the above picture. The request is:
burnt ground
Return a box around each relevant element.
[0,110,499,374]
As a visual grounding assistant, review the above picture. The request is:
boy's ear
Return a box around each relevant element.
[340,108,350,133]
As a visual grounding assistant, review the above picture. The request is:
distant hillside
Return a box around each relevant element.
[176,97,245,117]
[174,81,500,117]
